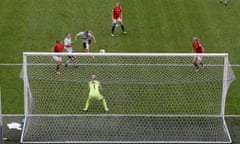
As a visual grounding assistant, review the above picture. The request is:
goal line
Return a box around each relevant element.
[1,63,240,67]
[24,114,226,118]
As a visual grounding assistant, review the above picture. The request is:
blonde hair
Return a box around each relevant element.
[91,75,97,80]
[193,37,199,41]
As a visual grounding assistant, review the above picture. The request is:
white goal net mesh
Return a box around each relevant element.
[21,53,235,143]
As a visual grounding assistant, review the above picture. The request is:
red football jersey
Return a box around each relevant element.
[112,6,122,19]
[192,41,204,53]
[54,44,64,52]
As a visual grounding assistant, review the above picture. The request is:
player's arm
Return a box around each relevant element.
[75,35,78,41]
[198,43,204,53]
[192,46,195,53]
[75,32,81,41]
[112,8,116,22]
[192,43,197,53]
[120,7,123,19]
[65,43,73,48]
[51,46,55,52]
[201,47,205,53]
[92,35,96,43]
[112,9,114,20]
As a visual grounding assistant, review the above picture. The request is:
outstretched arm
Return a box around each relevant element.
[92,35,96,43]
[75,35,78,41]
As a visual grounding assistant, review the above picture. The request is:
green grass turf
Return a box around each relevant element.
[0,0,240,143]
[0,0,239,116]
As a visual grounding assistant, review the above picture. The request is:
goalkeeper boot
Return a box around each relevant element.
[105,108,109,112]
[83,108,88,112]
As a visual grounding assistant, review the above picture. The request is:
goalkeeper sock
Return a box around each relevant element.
[102,99,108,111]
[84,99,90,110]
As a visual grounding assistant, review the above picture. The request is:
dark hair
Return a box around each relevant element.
[56,39,61,44]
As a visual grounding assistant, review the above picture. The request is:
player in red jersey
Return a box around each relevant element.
[111,2,127,37]
[192,37,204,72]
[52,40,65,75]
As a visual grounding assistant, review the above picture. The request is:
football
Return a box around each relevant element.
[99,49,106,53]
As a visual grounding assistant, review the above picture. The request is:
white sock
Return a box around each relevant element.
[65,59,71,65]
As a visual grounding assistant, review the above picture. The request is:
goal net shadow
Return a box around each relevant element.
[21,53,236,143]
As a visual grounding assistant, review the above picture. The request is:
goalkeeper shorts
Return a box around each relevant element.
[89,94,103,100]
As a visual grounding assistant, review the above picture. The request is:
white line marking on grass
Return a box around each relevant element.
[22,114,231,118]
[0,63,22,66]
[1,63,240,67]
[4,114,239,118]
[225,115,240,118]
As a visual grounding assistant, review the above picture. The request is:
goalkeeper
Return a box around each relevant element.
[83,75,109,112]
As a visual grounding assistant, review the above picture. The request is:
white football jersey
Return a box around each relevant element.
[64,37,72,53]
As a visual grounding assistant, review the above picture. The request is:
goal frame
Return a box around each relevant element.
[21,52,233,144]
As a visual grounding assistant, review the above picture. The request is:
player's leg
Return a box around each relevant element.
[65,48,73,67]
[71,56,78,67]
[224,0,228,5]
[83,98,91,111]
[192,57,200,72]
[111,19,117,36]
[53,56,61,74]
[198,57,204,68]
[193,57,199,68]
[97,95,109,112]
[96,95,109,112]
[65,56,72,67]
[102,98,109,112]
[83,42,89,53]
[119,18,127,34]
[220,0,227,5]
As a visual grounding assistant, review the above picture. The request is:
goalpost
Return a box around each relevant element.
[21,52,235,143]
[0,88,3,144]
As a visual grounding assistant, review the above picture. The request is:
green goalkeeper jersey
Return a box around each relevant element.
[89,80,101,95]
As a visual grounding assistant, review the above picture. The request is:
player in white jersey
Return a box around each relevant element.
[64,32,78,67]
[75,30,96,53]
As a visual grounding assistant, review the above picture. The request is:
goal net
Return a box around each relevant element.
[21,52,235,143]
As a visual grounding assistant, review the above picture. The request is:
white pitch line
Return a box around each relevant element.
[0,63,240,67]
[0,63,22,66]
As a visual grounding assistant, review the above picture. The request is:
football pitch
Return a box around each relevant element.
[0,0,240,143]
